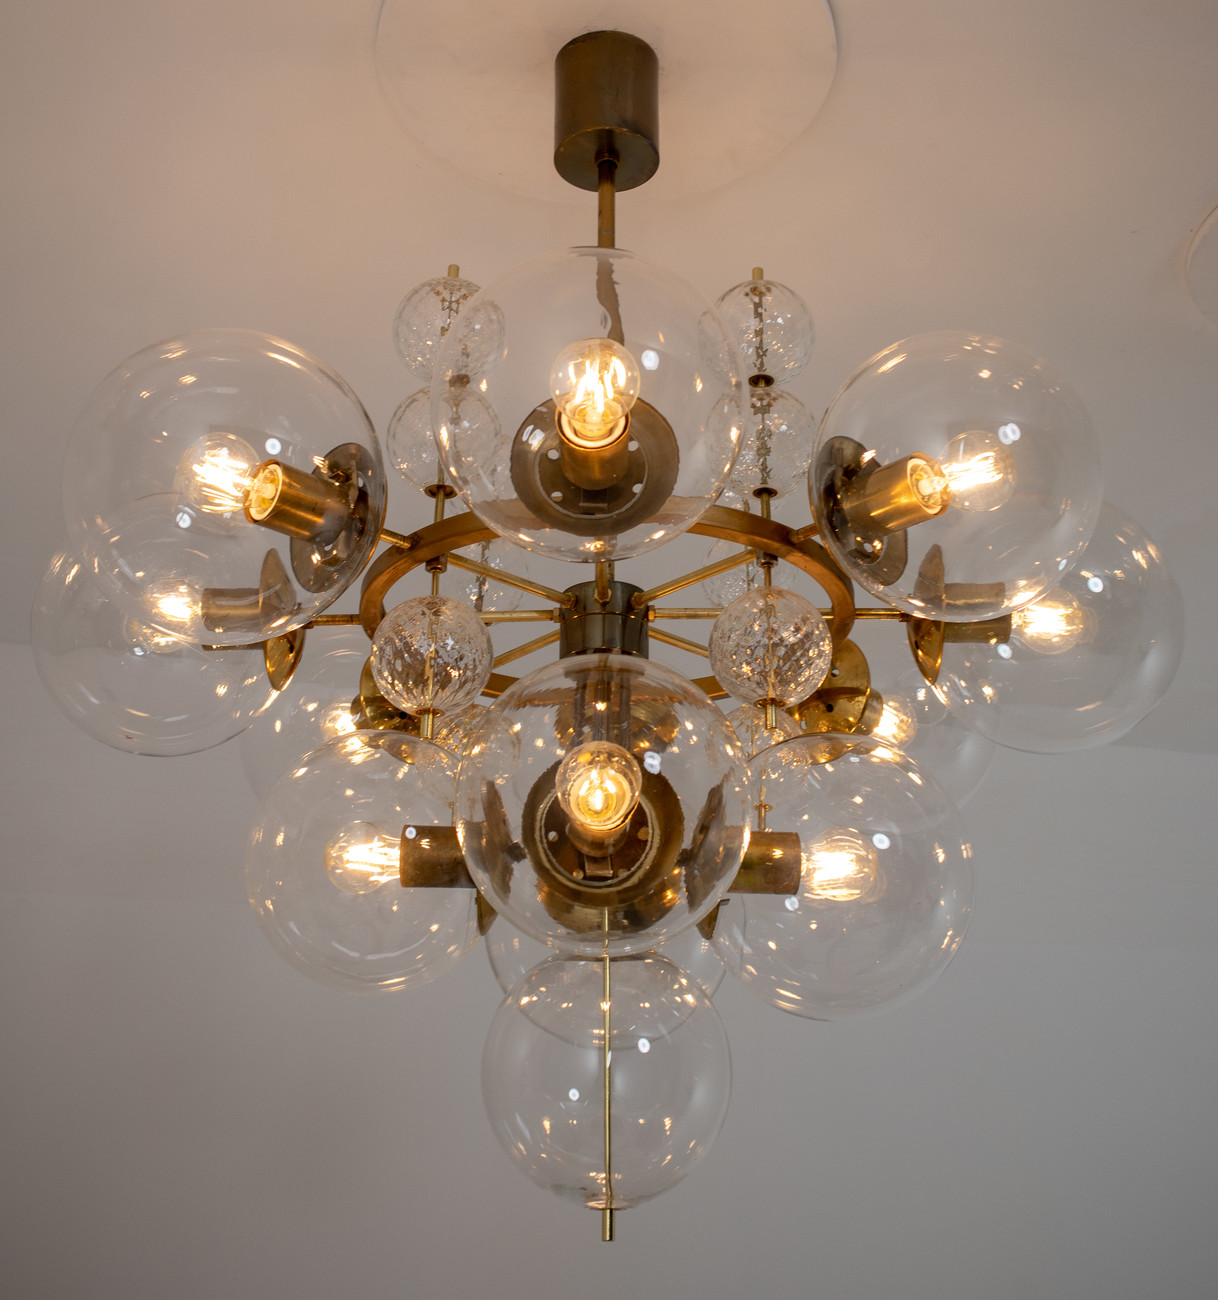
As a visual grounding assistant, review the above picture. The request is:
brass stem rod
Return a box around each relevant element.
[478,610,557,623]
[648,627,710,659]
[632,549,756,607]
[379,527,416,550]
[846,608,908,621]
[786,522,821,544]
[649,607,723,619]
[491,629,560,668]
[601,911,614,1243]
[307,613,363,626]
[597,156,617,249]
[595,558,614,605]
[445,552,576,608]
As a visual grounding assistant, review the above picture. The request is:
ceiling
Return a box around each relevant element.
[1,2,1216,1297]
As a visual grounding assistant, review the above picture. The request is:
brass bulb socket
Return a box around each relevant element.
[245,460,352,543]
[556,412,631,489]
[840,454,949,537]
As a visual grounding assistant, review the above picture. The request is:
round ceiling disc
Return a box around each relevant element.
[374,0,837,204]
[1186,202,1218,324]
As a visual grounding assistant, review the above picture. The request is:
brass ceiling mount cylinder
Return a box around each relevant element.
[554,30,660,192]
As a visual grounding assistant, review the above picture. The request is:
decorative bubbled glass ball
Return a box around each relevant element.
[432,246,746,561]
[246,732,478,993]
[370,594,492,717]
[456,653,750,957]
[709,587,833,707]
[923,502,1184,753]
[482,954,731,1212]
[810,332,1102,621]
[62,329,387,647]
[714,275,815,383]
[32,549,276,756]
[724,702,801,756]
[712,733,973,1019]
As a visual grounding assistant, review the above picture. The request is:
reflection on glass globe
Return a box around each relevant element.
[713,733,973,1019]
[433,246,745,561]
[482,954,730,1210]
[485,921,726,1000]
[393,272,481,379]
[725,703,801,756]
[709,587,833,707]
[387,388,446,492]
[239,627,365,798]
[370,595,492,716]
[927,503,1183,752]
[811,332,1102,621]
[246,732,478,993]
[456,653,750,957]
[432,702,488,761]
[62,329,386,646]
[728,387,816,501]
[31,549,276,756]
[714,276,814,383]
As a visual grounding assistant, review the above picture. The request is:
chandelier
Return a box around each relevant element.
[31,29,1182,1241]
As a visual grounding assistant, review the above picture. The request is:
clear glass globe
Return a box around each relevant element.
[482,954,731,1211]
[432,246,745,561]
[729,387,816,501]
[62,329,386,646]
[712,733,973,1019]
[456,653,750,957]
[700,535,830,611]
[709,587,833,707]
[239,626,365,797]
[393,272,482,380]
[811,332,1102,621]
[432,701,488,761]
[714,276,814,382]
[451,538,527,613]
[370,594,492,716]
[725,703,801,756]
[387,387,446,492]
[928,503,1183,752]
[31,549,276,756]
[246,732,478,993]
[485,922,725,1000]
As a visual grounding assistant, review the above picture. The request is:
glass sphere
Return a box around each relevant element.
[725,703,801,756]
[729,387,816,501]
[370,595,492,716]
[432,246,745,561]
[393,272,481,380]
[714,276,814,382]
[456,654,750,957]
[246,732,478,992]
[31,549,276,756]
[485,922,725,1000]
[482,954,731,1210]
[63,329,386,646]
[928,503,1183,752]
[387,387,446,492]
[713,733,973,1019]
[239,627,365,798]
[432,701,488,760]
[709,587,833,707]
[452,538,527,613]
[811,332,1102,620]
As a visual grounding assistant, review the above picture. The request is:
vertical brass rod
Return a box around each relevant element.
[595,558,614,605]
[601,909,614,1242]
[597,156,617,249]
[430,488,448,596]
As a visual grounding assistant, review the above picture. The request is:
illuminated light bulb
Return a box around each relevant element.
[318,701,358,740]
[146,580,201,630]
[549,338,641,447]
[802,828,880,902]
[324,821,401,894]
[870,692,918,746]
[555,741,643,834]
[938,429,1016,512]
[1011,588,1091,653]
[178,432,260,515]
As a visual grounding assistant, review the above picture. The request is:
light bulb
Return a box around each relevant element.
[802,828,880,902]
[318,701,358,739]
[549,338,641,447]
[1011,588,1091,653]
[323,820,401,894]
[177,432,260,515]
[869,692,918,746]
[145,580,201,631]
[555,741,643,834]
[938,428,1016,512]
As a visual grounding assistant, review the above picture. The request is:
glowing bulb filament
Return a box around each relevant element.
[1012,590,1090,653]
[550,338,641,448]
[555,741,643,834]
[324,822,401,894]
[179,433,260,514]
[938,429,1016,512]
[803,829,880,902]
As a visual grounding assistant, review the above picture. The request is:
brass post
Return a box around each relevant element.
[601,910,615,1243]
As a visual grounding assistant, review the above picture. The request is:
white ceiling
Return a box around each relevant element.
[2,2,1217,1296]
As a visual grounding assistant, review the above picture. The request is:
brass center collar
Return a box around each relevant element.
[559,579,650,657]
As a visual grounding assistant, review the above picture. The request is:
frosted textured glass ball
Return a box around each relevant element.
[728,387,816,500]
[709,587,833,707]
[482,954,731,1211]
[370,595,492,716]
[715,276,814,382]
[392,272,482,379]
[386,387,446,491]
